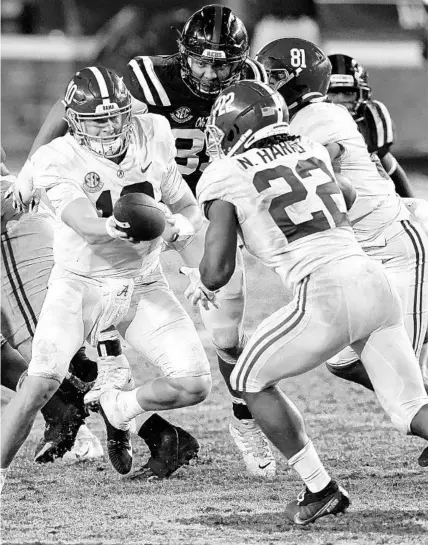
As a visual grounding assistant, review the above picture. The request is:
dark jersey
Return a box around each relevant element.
[356,99,395,159]
[124,53,267,194]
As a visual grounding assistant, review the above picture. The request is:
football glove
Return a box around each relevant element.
[180,267,220,311]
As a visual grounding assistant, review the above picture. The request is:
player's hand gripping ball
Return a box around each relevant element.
[113,193,166,242]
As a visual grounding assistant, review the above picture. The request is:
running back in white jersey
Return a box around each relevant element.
[197,136,364,291]
[289,102,408,245]
[19,113,189,278]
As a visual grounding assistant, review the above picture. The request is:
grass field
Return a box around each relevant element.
[1,169,428,545]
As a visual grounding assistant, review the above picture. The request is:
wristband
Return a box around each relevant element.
[105,216,118,239]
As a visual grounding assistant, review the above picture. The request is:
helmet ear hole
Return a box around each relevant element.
[226,126,238,143]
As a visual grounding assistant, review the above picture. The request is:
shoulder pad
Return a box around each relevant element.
[243,58,268,83]
[126,55,172,107]
[362,100,395,151]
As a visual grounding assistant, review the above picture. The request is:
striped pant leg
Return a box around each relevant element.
[380,220,428,361]
[231,276,352,393]
[400,220,428,360]
[1,233,51,361]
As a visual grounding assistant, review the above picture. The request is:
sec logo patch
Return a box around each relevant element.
[84,172,104,193]
[171,106,193,124]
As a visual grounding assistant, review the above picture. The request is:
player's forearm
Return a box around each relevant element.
[28,99,68,159]
[381,153,414,198]
[171,202,203,233]
[62,199,117,244]
[177,229,205,267]
[70,216,117,245]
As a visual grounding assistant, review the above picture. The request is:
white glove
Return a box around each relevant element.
[4,178,40,213]
[158,204,195,244]
[180,266,220,311]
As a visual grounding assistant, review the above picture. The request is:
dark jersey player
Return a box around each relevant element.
[327,53,414,199]
[125,7,266,195]
[124,5,276,478]
[15,5,275,479]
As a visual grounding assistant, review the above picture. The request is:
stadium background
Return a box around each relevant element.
[1,0,428,164]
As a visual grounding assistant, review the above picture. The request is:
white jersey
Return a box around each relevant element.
[20,113,189,278]
[290,102,408,246]
[197,136,364,292]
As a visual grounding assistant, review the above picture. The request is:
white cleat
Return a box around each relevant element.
[229,416,276,478]
[99,389,133,432]
[63,425,104,461]
[84,355,135,405]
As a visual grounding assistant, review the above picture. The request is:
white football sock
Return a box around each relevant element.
[288,440,331,493]
[118,389,144,420]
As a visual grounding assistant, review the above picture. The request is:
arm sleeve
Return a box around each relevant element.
[364,100,395,158]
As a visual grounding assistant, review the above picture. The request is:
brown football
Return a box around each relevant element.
[113,193,166,242]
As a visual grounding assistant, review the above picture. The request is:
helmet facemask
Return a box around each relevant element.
[205,121,226,160]
[66,103,133,159]
[328,77,371,118]
[206,81,290,159]
[180,47,247,99]
[328,55,371,119]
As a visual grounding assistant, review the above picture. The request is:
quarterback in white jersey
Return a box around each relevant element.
[256,38,428,387]
[0,67,211,488]
[193,80,428,525]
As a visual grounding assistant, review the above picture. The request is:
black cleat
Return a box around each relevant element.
[35,392,86,463]
[285,480,350,526]
[418,446,428,467]
[130,413,199,479]
[99,404,133,475]
[34,415,83,463]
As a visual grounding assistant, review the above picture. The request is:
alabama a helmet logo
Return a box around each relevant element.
[84,172,104,193]
[171,106,193,124]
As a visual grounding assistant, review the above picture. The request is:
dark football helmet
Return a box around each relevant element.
[255,38,331,115]
[205,80,289,158]
[64,66,133,159]
[328,54,371,117]
[178,4,249,99]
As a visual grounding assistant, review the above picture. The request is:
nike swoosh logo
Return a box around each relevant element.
[141,162,152,173]
[259,462,272,470]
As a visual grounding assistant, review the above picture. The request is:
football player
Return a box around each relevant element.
[1,67,211,491]
[327,53,414,198]
[256,38,428,394]
[21,5,276,478]
[1,150,102,464]
[192,79,428,525]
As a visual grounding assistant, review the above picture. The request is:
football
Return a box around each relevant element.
[113,193,166,242]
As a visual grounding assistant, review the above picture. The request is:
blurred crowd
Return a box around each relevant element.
[1,0,323,71]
